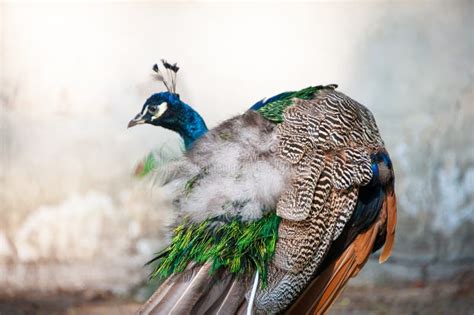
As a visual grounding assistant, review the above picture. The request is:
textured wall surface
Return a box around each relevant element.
[0,0,473,300]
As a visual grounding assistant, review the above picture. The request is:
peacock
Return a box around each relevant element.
[127,60,397,314]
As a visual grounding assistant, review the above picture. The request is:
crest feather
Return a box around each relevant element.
[152,59,179,94]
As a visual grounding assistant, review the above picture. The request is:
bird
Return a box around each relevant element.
[127,60,397,314]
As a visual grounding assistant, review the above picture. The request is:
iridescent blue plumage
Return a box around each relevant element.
[352,152,393,232]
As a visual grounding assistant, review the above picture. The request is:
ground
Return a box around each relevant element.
[1,279,473,315]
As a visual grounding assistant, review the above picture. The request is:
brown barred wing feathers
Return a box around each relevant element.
[255,89,386,312]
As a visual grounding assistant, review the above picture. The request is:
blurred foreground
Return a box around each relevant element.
[1,278,473,315]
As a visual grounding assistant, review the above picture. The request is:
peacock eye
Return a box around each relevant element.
[148,105,158,114]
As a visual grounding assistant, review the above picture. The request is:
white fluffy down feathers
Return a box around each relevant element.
[156,111,293,222]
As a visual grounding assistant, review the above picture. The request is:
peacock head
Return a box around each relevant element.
[128,91,183,128]
[128,60,208,149]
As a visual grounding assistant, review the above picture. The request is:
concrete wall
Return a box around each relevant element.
[0,1,472,297]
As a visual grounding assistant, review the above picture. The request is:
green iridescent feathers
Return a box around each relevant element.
[257,85,335,123]
[148,212,280,286]
[134,152,156,177]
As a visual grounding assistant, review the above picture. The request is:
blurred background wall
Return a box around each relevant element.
[0,0,473,312]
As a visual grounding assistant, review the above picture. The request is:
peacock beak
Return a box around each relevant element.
[127,113,146,128]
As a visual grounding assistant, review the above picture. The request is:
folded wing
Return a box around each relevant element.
[255,89,393,312]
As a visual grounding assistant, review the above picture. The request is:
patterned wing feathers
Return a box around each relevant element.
[273,161,332,272]
[276,149,324,220]
[258,89,385,311]
[285,188,396,315]
[275,90,380,222]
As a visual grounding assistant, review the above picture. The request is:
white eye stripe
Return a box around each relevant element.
[151,102,168,121]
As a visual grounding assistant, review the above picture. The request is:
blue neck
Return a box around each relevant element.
[180,109,208,149]
[162,102,208,150]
